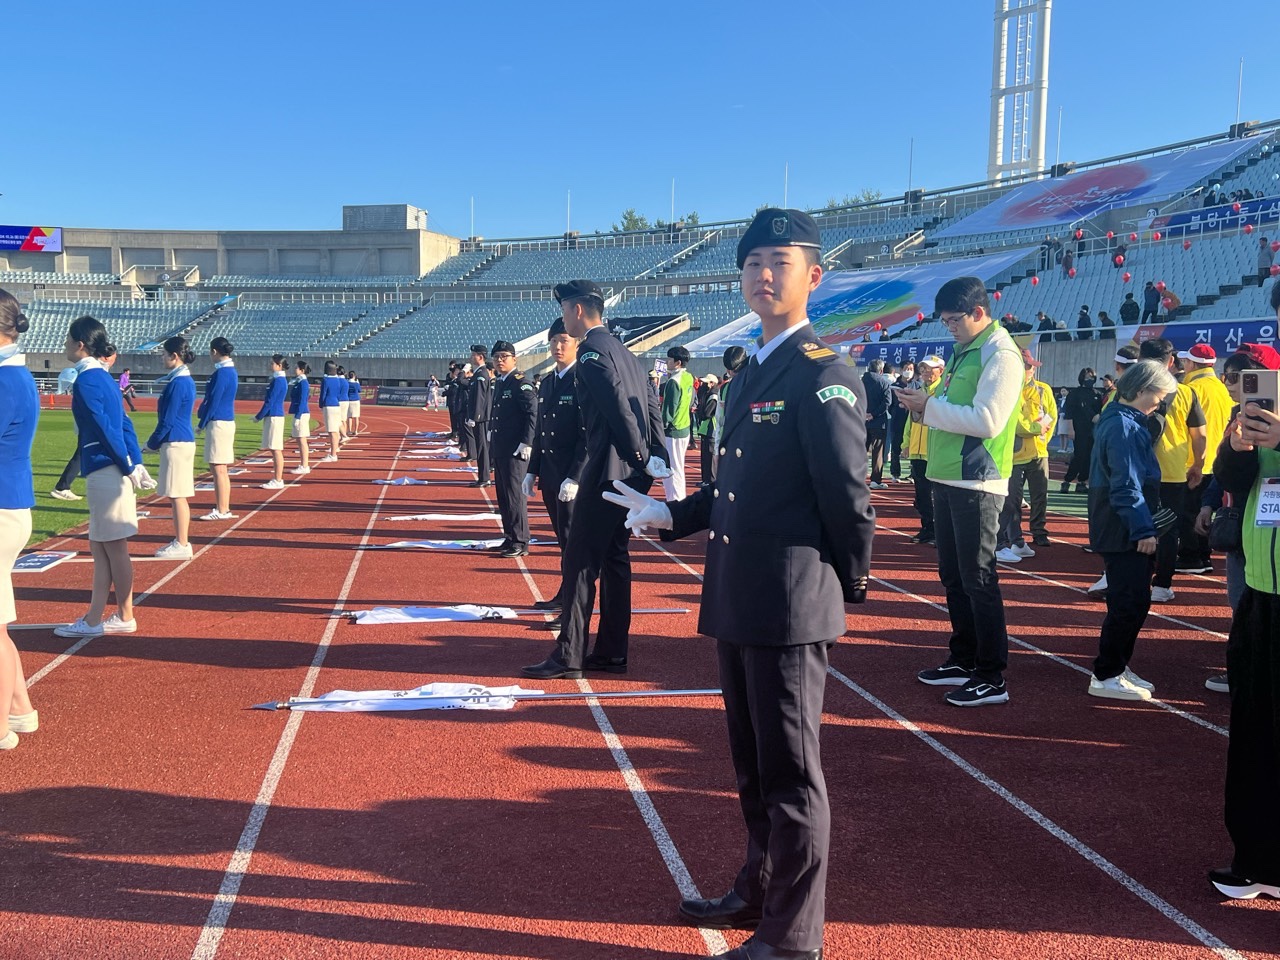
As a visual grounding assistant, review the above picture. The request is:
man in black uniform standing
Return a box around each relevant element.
[466,345,492,487]
[605,209,875,960]
[451,364,472,458]
[488,339,538,558]
[521,280,669,680]
[523,316,586,610]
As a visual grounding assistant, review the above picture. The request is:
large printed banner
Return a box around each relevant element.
[0,225,62,253]
[375,385,429,407]
[1148,196,1280,237]
[933,139,1259,238]
[1130,317,1278,356]
[685,248,1036,356]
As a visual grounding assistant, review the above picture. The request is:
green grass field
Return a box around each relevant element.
[28,410,266,547]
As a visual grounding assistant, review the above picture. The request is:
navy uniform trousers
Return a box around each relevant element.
[539,472,576,601]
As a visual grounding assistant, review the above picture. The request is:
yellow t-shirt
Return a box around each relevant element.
[1181,366,1233,475]
[1153,382,1206,482]
[1011,379,1058,465]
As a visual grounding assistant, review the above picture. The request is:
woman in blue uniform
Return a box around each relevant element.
[289,360,312,476]
[196,337,238,521]
[0,289,39,749]
[255,354,288,489]
[146,335,197,560]
[345,369,362,438]
[54,315,154,639]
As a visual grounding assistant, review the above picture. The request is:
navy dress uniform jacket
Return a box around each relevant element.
[490,370,538,455]
[666,324,875,646]
[575,325,666,487]
[530,367,586,488]
[467,371,492,425]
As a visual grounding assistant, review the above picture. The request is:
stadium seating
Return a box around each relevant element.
[185,302,382,355]
[466,242,691,284]
[308,300,426,354]
[346,299,558,357]
[19,299,215,353]
[206,275,416,289]
[417,250,495,285]
[613,291,745,334]
[0,270,119,286]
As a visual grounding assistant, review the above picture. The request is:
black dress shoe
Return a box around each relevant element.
[679,890,761,930]
[499,544,529,558]
[520,657,582,680]
[584,653,627,674]
[714,937,821,959]
[492,540,512,552]
[532,598,561,611]
[543,615,562,631]
[471,480,493,488]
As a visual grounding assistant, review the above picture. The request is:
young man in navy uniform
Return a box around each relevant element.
[521,280,669,680]
[606,209,875,960]
[523,316,586,611]
[489,339,538,558]
[466,345,492,487]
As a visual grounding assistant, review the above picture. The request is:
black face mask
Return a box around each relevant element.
[1084,377,1097,386]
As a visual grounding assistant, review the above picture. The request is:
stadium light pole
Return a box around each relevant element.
[783,163,789,207]
[1236,57,1244,126]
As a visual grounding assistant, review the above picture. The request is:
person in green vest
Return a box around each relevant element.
[661,345,694,501]
[894,276,1023,707]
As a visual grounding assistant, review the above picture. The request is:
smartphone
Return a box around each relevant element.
[1241,369,1280,417]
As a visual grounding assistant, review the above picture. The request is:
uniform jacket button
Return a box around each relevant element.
[709,530,715,540]
[728,492,735,501]
[722,534,730,544]
[719,447,726,456]
[713,489,720,498]
[735,448,742,458]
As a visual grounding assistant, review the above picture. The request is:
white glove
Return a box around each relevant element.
[521,474,536,499]
[558,479,579,502]
[129,465,157,491]
[514,443,532,461]
[466,418,476,428]
[601,479,672,533]
[644,455,672,479]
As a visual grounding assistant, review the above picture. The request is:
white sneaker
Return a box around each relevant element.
[1010,542,1036,558]
[198,510,237,521]
[101,613,137,634]
[868,481,888,490]
[1087,573,1108,598]
[53,617,104,639]
[290,465,311,475]
[320,454,339,463]
[49,488,81,501]
[0,730,16,750]
[1123,668,1155,692]
[1088,674,1152,701]
[8,710,37,733]
[155,540,194,560]
[995,547,1022,564]
[260,479,285,489]
[1151,586,1175,603]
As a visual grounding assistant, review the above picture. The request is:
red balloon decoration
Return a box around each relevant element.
[1106,231,1115,240]
[1244,223,1255,235]
[1156,281,1166,292]
[1074,229,1083,240]
[873,322,882,331]
[1114,255,1125,266]
[1233,202,1242,213]
[1122,271,1132,283]
[1128,232,1139,242]
[1068,268,1076,278]
[1161,297,1174,309]
[1272,265,1280,278]
[993,290,1002,301]
[1152,231,1162,241]
[1030,276,1040,286]
[916,312,925,323]
[1271,241,1280,253]
[1183,240,1192,250]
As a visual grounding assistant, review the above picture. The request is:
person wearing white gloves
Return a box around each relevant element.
[488,339,538,558]
[525,316,587,614]
[521,280,670,680]
[607,209,875,960]
[55,315,154,639]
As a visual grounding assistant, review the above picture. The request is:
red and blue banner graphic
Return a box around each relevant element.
[1130,317,1277,356]
[933,139,1259,238]
[1148,196,1280,238]
[0,225,62,253]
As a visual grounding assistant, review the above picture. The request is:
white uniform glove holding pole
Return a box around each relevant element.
[129,465,157,491]
[644,455,672,479]
[465,418,476,427]
[601,479,672,534]
[521,474,536,499]
[514,443,532,460]
[558,479,579,502]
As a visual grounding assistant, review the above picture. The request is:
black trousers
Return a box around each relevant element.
[456,414,472,458]
[866,424,886,483]
[888,411,908,479]
[55,449,79,492]
[933,484,1009,683]
[122,391,136,412]
[720,639,830,953]
[700,435,716,486]
[553,474,652,667]
[539,469,577,604]
[998,457,1049,547]
[1141,308,1158,323]
[1153,481,1185,589]
[448,403,460,441]
[910,458,933,537]
[493,450,529,547]
[1226,587,1280,884]
[1094,550,1155,679]
[473,422,491,480]
[1177,477,1210,566]
[1062,424,1094,484]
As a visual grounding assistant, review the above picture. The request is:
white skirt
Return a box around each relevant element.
[323,406,343,433]
[292,415,311,439]
[158,441,196,499]
[0,508,32,624]
[261,416,285,451]
[205,420,236,465]
[86,465,138,542]
[348,400,361,417]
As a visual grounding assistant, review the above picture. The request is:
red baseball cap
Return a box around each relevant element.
[1020,348,1041,367]
[1177,343,1217,364]
[1234,342,1280,371]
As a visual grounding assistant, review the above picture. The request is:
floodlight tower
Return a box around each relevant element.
[987,0,1052,181]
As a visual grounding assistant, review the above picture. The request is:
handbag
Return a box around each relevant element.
[1209,492,1244,552]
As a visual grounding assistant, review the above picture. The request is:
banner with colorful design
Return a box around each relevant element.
[0,225,62,253]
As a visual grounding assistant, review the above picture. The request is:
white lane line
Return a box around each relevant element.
[826,665,1246,960]
[483,492,728,956]
[189,429,411,960]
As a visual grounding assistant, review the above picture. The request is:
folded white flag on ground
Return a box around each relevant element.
[409,431,452,438]
[349,603,518,624]
[385,513,502,522]
[370,538,506,550]
[414,467,476,473]
[286,682,541,712]
[403,454,462,461]
[372,477,430,485]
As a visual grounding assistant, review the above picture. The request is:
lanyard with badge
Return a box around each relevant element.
[1256,478,1280,527]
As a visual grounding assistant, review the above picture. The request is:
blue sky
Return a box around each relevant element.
[2,1,1273,240]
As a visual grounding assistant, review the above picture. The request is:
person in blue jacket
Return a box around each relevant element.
[0,289,39,749]
[1086,359,1179,702]
[146,335,197,559]
[254,354,288,489]
[54,315,155,640]
[196,337,238,521]
[289,360,312,476]
[345,369,362,438]
[317,359,344,462]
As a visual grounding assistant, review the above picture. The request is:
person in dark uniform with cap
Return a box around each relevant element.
[604,209,875,960]
[523,316,586,610]
[521,279,670,680]
[466,345,492,487]
[448,364,471,456]
[488,339,538,557]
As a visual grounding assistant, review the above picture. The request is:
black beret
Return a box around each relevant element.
[736,208,821,269]
[469,344,487,356]
[491,340,516,356]
[548,316,567,338]
[553,279,605,305]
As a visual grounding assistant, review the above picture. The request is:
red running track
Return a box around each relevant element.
[3,404,1276,960]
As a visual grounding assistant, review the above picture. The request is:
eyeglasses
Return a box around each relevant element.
[940,313,971,325]
[1222,370,1242,385]
[493,352,514,361]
